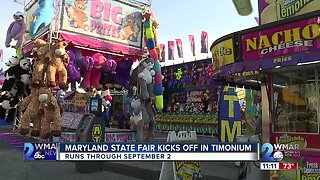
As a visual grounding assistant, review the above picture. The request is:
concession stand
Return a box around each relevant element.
[210,10,320,180]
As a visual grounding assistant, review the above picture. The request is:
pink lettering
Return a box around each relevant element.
[90,20,97,32]
[90,0,103,19]
[103,2,111,22]
[111,6,123,25]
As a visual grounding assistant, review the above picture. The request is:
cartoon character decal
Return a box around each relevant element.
[119,12,141,42]
[65,0,89,31]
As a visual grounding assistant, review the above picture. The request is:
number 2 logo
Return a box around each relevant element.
[24,143,34,160]
[261,143,274,161]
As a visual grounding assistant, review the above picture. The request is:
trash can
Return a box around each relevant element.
[75,97,106,173]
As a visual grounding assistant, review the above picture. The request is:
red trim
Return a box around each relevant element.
[59,33,144,56]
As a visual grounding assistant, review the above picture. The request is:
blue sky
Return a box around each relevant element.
[0,0,259,68]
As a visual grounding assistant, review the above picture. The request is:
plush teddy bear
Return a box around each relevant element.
[137,58,155,100]
[81,53,105,90]
[66,50,80,90]
[29,0,54,38]
[19,87,42,136]
[38,86,62,139]
[5,11,26,49]
[46,41,69,90]
[30,38,50,87]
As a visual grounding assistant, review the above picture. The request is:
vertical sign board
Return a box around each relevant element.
[218,86,241,142]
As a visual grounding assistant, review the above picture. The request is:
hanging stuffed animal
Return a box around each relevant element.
[137,58,155,100]
[175,68,183,80]
[81,53,105,90]
[2,56,21,92]
[38,86,62,139]
[141,6,163,111]
[0,87,19,123]
[20,86,42,136]
[130,96,147,142]
[29,0,54,38]
[66,50,80,90]
[46,40,70,90]
[5,11,26,49]
[15,57,32,96]
[30,39,50,87]
[101,56,117,74]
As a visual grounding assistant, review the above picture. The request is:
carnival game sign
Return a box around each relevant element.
[105,132,136,142]
[211,38,234,72]
[242,16,320,61]
[218,86,241,142]
[259,0,320,25]
[61,0,143,48]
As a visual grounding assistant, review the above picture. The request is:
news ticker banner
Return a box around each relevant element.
[24,142,259,161]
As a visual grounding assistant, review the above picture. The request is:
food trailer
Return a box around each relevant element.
[210,10,320,180]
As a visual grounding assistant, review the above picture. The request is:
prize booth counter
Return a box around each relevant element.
[20,0,152,142]
[210,10,320,180]
[159,59,223,136]
[53,90,136,143]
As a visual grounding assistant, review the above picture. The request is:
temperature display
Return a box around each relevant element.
[279,162,298,170]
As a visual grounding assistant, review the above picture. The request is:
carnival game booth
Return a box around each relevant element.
[159,59,221,136]
[211,10,320,180]
[18,0,163,142]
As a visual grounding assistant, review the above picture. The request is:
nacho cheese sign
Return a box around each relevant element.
[242,16,320,61]
[61,0,143,48]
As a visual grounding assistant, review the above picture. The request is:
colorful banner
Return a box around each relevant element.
[270,133,320,180]
[176,39,184,58]
[259,0,320,25]
[189,35,195,56]
[160,44,165,62]
[201,31,208,53]
[168,41,175,60]
[211,38,234,72]
[61,0,143,48]
[218,86,241,142]
[242,16,320,61]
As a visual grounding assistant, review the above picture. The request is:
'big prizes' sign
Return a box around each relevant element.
[218,86,241,142]
[61,0,143,48]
